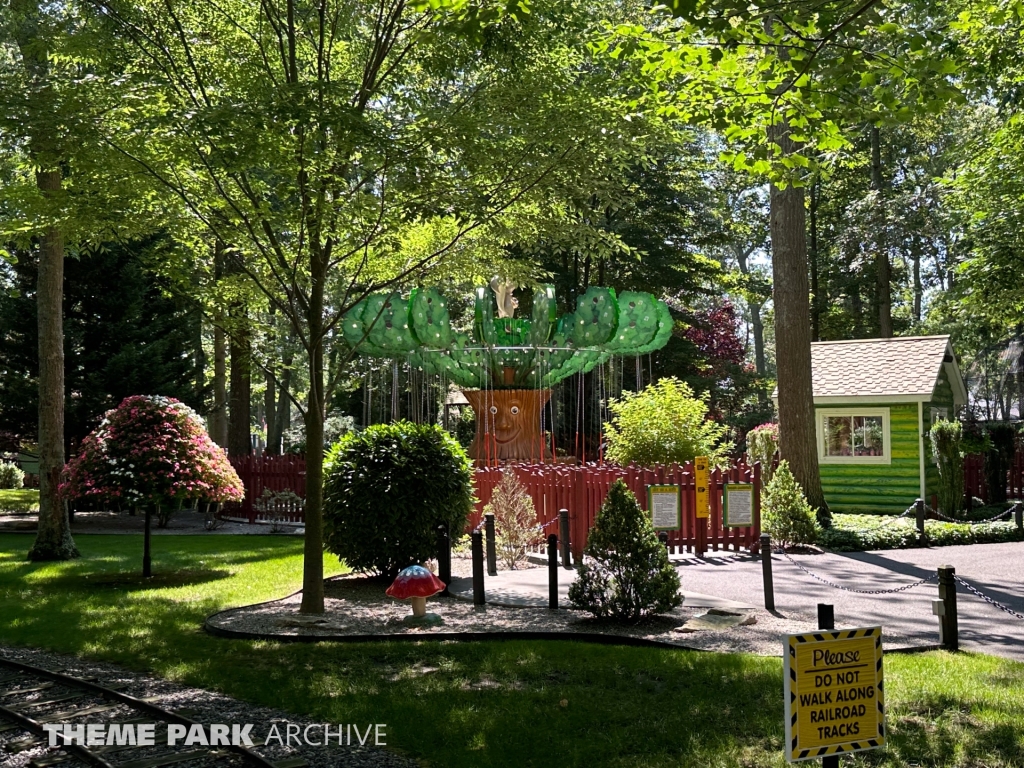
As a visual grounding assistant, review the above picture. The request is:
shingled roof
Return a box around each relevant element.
[773,335,967,403]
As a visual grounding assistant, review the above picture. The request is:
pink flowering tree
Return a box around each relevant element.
[61,395,243,522]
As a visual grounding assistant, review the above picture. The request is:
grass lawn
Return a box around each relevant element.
[0,488,39,513]
[1,534,1023,767]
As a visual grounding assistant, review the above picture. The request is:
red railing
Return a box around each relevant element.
[963,451,1024,503]
[228,454,761,554]
[226,455,307,523]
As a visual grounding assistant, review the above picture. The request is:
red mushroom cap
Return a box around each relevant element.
[386,564,446,600]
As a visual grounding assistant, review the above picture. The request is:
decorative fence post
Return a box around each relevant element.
[548,534,558,610]
[558,509,571,569]
[816,605,840,768]
[915,498,926,539]
[485,512,497,577]
[760,533,775,611]
[472,530,486,606]
[1015,502,1023,533]
[936,565,958,651]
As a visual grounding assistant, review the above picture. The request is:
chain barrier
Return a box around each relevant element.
[532,513,562,533]
[927,504,1015,525]
[781,553,937,594]
[953,575,1024,620]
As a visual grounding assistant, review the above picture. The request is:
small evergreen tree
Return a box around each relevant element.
[761,461,818,549]
[930,419,964,517]
[568,480,682,621]
[484,471,543,569]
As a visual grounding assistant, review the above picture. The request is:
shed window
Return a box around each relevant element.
[816,408,891,465]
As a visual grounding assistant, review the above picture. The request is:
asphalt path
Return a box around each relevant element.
[674,542,1024,660]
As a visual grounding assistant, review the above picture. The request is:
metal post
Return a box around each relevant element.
[559,509,571,569]
[937,565,958,651]
[915,498,925,538]
[436,524,451,597]
[485,512,497,577]
[548,534,558,610]
[760,534,775,612]
[143,505,153,578]
[1015,502,1023,532]
[817,603,839,768]
[658,531,669,552]
[471,530,485,606]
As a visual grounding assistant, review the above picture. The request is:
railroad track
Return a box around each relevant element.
[0,657,307,768]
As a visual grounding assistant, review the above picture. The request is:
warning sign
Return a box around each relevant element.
[784,627,885,762]
[694,456,710,519]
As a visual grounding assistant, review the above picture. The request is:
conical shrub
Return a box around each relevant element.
[568,479,682,621]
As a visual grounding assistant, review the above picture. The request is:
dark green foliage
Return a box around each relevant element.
[930,419,964,517]
[568,480,682,621]
[0,238,200,447]
[760,461,818,548]
[323,421,473,577]
[985,424,1016,504]
[820,513,1024,552]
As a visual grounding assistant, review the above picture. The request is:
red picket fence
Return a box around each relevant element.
[471,461,762,558]
[963,452,1024,503]
[226,455,307,523]
[227,454,761,554]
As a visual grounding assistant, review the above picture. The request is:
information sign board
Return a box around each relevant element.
[694,456,710,519]
[647,485,680,531]
[723,483,754,527]
[783,627,885,762]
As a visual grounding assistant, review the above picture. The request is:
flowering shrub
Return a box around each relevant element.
[61,395,243,508]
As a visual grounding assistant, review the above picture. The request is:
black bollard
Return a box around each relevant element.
[559,509,571,569]
[472,530,485,606]
[485,512,497,577]
[548,534,558,609]
[436,524,451,596]
[760,534,775,611]
[658,531,669,552]
[937,565,958,651]
[1015,502,1023,532]
[915,498,925,538]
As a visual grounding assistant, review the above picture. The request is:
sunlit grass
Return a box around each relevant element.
[0,534,1022,767]
[0,489,39,513]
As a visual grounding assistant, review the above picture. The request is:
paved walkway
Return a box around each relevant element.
[453,542,1024,660]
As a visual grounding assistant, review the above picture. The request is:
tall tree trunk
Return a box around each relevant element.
[300,254,327,614]
[228,324,251,456]
[809,176,821,342]
[13,0,78,560]
[871,126,892,338]
[264,369,276,454]
[733,243,766,396]
[912,239,922,324]
[269,350,293,453]
[211,323,228,447]
[29,173,78,561]
[768,122,828,518]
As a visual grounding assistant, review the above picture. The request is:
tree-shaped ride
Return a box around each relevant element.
[344,284,672,462]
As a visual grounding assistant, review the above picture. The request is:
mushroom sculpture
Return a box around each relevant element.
[386,565,446,625]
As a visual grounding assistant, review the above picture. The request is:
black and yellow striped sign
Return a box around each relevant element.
[783,627,885,762]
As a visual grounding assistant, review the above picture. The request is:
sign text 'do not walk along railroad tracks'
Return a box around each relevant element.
[783,626,885,762]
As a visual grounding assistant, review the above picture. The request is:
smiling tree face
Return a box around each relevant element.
[463,389,552,462]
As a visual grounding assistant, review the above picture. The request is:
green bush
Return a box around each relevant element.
[284,411,354,454]
[604,377,732,467]
[568,480,682,621]
[0,461,24,490]
[929,419,964,518]
[819,513,1024,552]
[323,421,473,577]
[745,423,778,484]
[760,460,818,548]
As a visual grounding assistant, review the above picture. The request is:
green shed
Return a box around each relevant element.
[774,335,967,514]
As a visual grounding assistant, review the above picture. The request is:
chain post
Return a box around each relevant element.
[559,509,571,569]
[484,512,497,577]
[1015,502,1023,532]
[937,565,958,652]
[816,604,839,768]
[548,534,558,610]
[760,534,775,611]
[471,530,486,606]
[436,523,451,596]
[915,498,925,538]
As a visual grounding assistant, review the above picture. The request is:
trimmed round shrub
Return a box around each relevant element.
[604,377,732,467]
[0,461,25,490]
[568,479,682,621]
[323,421,473,577]
[761,460,818,549]
[60,395,243,513]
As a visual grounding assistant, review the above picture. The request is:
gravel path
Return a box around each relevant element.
[0,645,417,768]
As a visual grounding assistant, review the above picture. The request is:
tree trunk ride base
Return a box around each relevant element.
[463,389,552,463]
